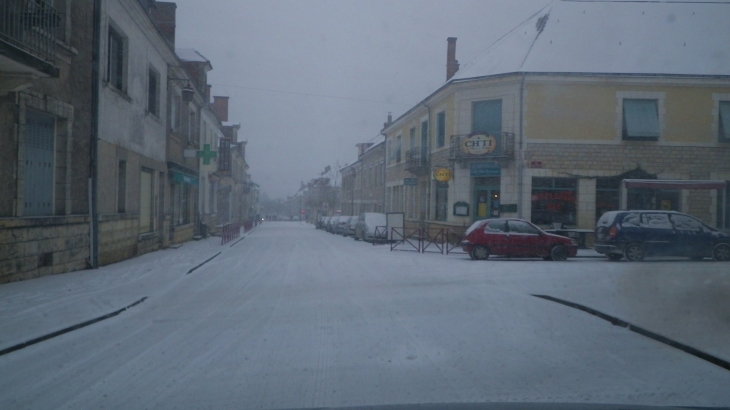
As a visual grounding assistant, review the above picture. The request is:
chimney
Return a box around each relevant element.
[212,96,229,122]
[150,2,177,48]
[205,85,212,104]
[383,112,392,129]
[446,37,459,81]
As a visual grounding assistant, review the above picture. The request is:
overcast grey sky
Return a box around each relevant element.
[171,0,548,199]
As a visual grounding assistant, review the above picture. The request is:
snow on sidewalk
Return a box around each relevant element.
[0,233,246,351]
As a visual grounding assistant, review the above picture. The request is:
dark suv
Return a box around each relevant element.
[594,210,730,262]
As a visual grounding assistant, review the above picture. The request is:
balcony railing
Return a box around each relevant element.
[449,132,515,162]
[405,147,429,175]
[0,0,59,68]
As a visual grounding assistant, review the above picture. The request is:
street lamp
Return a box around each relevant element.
[168,77,195,102]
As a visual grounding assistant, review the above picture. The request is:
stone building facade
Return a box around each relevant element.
[341,140,385,216]
[382,1,730,233]
[0,0,94,282]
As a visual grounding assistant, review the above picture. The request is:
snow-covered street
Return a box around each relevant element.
[1,222,729,409]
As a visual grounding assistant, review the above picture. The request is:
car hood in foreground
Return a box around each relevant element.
[279,403,720,410]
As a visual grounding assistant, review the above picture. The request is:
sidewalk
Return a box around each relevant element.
[0,232,248,352]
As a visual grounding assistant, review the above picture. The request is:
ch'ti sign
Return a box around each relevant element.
[461,132,498,156]
[433,168,453,182]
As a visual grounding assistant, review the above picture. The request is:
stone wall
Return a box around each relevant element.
[98,214,140,266]
[0,216,90,283]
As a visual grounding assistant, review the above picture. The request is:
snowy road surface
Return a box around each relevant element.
[1,222,729,409]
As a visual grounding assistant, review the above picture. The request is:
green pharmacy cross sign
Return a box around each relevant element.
[197,144,217,165]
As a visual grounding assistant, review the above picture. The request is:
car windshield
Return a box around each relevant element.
[2,1,730,409]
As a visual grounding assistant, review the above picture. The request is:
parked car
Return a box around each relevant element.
[354,212,387,242]
[594,210,730,262]
[460,218,578,261]
[343,216,358,237]
[326,216,340,233]
[334,216,352,235]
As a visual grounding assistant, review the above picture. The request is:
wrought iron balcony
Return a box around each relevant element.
[0,0,60,77]
[405,147,429,175]
[449,132,515,163]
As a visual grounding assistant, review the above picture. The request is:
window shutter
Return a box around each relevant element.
[719,101,730,141]
[23,110,55,216]
[472,100,502,135]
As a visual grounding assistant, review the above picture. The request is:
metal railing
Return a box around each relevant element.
[0,0,59,65]
[449,132,515,161]
[404,147,429,174]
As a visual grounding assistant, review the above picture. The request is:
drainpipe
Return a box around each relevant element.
[517,73,525,219]
[90,0,102,268]
[424,103,432,225]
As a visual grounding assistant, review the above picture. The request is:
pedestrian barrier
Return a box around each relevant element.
[387,227,468,255]
[243,220,254,233]
[390,228,422,252]
[221,222,241,245]
[372,226,388,245]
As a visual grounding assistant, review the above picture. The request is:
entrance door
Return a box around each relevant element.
[474,186,500,221]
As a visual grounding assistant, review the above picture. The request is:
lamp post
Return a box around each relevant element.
[168,77,195,102]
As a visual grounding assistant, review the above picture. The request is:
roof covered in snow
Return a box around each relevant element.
[176,48,211,64]
[452,0,730,81]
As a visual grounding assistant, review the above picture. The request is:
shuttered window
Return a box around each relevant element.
[108,28,125,91]
[472,100,502,135]
[23,109,55,216]
[140,169,153,233]
[623,99,660,140]
[437,111,446,148]
[719,101,730,142]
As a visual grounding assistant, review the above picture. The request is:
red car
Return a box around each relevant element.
[461,218,578,261]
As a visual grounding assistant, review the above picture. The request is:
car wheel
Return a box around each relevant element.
[470,245,490,261]
[607,254,623,262]
[713,244,730,262]
[550,244,568,261]
[624,243,644,262]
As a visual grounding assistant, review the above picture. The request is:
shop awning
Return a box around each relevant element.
[171,170,198,186]
[624,179,727,190]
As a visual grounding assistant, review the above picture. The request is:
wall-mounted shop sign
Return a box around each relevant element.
[470,162,501,177]
[461,132,498,156]
[453,201,470,216]
[403,178,418,186]
[433,168,453,182]
[171,170,198,186]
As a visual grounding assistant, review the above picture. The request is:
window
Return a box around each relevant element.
[719,101,730,142]
[108,27,125,91]
[437,111,446,148]
[387,139,393,164]
[139,169,154,233]
[209,181,215,212]
[435,182,448,221]
[396,135,401,162]
[171,95,181,132]
[622,99,659,140]
[596,178,620,221]
[147,68,159,117]
[117,160,126,213]
[175,183,190,225]
[472,100,502,135]
[23,109,56,216]
[671,214,702,232]
[531,177,577,226]
[486,220,507,233]
[641,213,672,229]
[409,127,415,150]
[621,213,641,227]
[420,120,428,158]
[508,220,539,235]
[188,110,197,143]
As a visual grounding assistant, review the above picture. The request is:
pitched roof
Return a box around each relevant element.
[452,0,730,80]
[176,48,211,64]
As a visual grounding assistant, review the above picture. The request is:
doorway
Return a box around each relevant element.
[474,186,500,221]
